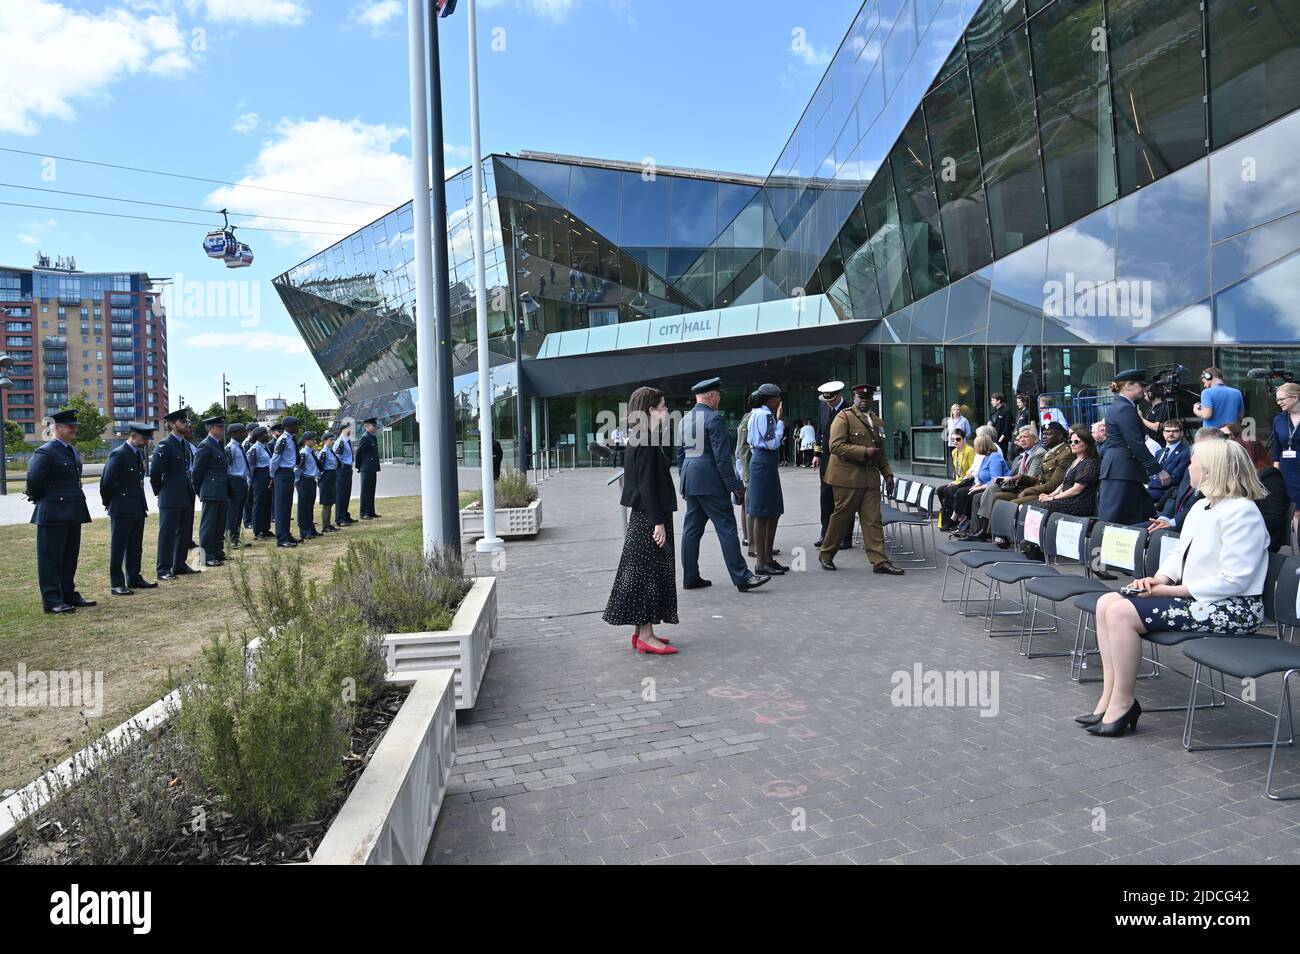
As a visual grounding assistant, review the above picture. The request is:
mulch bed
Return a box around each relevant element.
[2,685,409,865]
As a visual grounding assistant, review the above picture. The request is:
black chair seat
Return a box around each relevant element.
[1183,636,1300,679]
[1024,575,1111,601]
[1073,590,1119,614]
[939,540,1006,557]
[1143,629,1213,648]
[961,550,1035,569]
[986,563,1060,584]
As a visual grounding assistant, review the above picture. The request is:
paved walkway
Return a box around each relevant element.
[429,465,1300,864]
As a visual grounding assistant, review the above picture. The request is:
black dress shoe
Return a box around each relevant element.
[769,560,789,572]
[46,603,76,613]
[204,560,225,567]
[840,538,853,550]
[755,563,786,575]
[873,562,905,576]
[111,587,134,596]
[819,558,837,571]
[129,579,159,589]
[1087,700,1141,737]
[771,548,781,556]
[814,538,824,548]
[277,541,299,548]
[682,578,712,590]
[737,574,770,592]
[158,573,177,581]
[70,597,97,607]
[175,566,199,575]
[1074,712,1104,726]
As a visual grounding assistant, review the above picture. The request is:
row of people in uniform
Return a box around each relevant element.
[27,406,383,613]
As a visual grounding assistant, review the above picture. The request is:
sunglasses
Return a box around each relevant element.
[1068,437,1085,444]
[954,435,964,441]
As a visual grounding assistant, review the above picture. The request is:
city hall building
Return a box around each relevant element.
[275,0,1300,472]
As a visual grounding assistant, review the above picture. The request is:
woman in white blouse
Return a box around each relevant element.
[1082,439,1270,737]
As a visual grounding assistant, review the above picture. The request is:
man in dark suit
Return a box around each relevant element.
[355,416,381,519]
[987,393,1014,459]
[100,422,158,595]
[812,380,851,549]
[1146,420,1190,504]
[1148,426,1224,532]
[191,415,231,566]
[151,407,197,579]
[675,377,768,592]
[1100,369,1170,524]
[26,407,95,613]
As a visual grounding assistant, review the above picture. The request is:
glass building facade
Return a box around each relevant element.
[277,0,1300,468]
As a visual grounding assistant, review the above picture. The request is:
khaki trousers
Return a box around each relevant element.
[819,484,887,566]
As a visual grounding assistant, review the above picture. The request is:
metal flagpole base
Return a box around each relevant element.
[475,536,505,553]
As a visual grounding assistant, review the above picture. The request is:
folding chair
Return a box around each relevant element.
[939,499,1024,604]
[1020,514,1112,658]
[883,482,938,569]
[978,507,1064,636]
[1067,522,1152,682]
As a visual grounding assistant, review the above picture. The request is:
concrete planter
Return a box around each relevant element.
[383,576,497,710]
[309,670,456,865]
[460,497,541,540]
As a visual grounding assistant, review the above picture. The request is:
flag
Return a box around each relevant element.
[437,0,457,16]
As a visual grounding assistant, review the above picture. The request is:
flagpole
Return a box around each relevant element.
[467,0,503,553]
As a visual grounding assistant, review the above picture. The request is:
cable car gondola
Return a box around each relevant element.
[226,242,253,269]
[203,209,253,268]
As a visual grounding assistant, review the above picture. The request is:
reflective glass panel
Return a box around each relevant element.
[1207,0,1300,149]
[990,238,1048,344]
[1044,203,1116,343]
[1209,109,1300,242]
[964,0,1025,60]
[925,70,994,280]
[566,166,621,240]
[1030,0,1117,230]
[1126,299,1211,343]
[1212,211,1300,293]
[617,172,669,247]
[862,171,914,313]
[882,1,919,99]
[910,285,949,341]
[1214,250,1300,343]
[890,109,949,299]
[513,158,572,206]
[971,28,1049,257]
[1109,0,1207,196]
[945,268,993,341]
[1115,160,1210,335]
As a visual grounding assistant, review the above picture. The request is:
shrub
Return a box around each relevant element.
[178,553,387,830]
[21,714,205,865]
[463,467,538,510]
[331,539,472,633]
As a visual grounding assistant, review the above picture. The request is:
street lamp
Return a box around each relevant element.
[0,350,13,496]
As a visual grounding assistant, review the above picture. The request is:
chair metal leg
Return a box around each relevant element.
[1184,663,1295,752]
[1266,669,1300,800]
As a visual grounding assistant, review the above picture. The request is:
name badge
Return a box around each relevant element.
[1285,450,1298,459]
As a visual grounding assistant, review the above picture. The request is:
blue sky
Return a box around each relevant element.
[0,0,860,410]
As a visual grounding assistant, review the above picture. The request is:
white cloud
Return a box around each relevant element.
[206,116,413,254]
[232,111,260,133]
[790,32,832,69]
[184,330,308,353]
[0,1,194,135]
[17,234,39,246]
[353,0,403,30]
[479,0,579,20]
[183,0,308,26]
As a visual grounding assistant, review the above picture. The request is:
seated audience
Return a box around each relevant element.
[952,430,1008,533]
[1034,424,1098,516]
[1083,439,1269,737]
[962,425,1043,540]
[1146,420,1190,503]
[1148,426,1224,533]
[938,425,993,528]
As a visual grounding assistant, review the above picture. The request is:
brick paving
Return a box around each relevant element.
[427,464,1300,864]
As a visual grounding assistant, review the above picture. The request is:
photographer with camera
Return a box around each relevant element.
[1194,366,1245,428]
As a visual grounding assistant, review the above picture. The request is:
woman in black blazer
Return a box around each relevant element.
[603,386,679,655]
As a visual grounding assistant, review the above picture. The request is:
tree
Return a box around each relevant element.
[64,392,113,454]
[281,401,327,437]
[3,419,24,451]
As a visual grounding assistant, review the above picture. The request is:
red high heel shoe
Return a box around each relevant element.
[633,635,678,655]
[631,631,670,647]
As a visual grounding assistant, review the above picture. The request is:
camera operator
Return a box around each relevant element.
[1139,368,1185,439]
[1194,366,1245,428]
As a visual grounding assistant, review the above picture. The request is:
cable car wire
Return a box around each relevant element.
[0,200,349,237]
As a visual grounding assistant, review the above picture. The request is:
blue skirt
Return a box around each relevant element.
[1128,595,1264,636]
[746,447,784,518]
[318,469,338,506]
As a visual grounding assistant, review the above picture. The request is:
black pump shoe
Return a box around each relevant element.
[1087,700,1141,737]
[1074,712,1104,726]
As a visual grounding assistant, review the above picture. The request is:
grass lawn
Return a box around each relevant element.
[0,495,427,791]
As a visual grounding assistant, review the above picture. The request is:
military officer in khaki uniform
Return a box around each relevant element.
[818,383,904,575]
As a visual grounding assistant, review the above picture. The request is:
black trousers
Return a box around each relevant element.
[156,504,193,576]
[297,476,318,538]
[199,498,229,562]
[251,469,271,535]
[359,470,377,517]
[226,480,248,545]
[37,522,82,609]
[336,464,354,521]
[273,470,295,544]
[242,474,254,527]
[109,516,144,588]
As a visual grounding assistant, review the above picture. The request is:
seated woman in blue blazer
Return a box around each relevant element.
[951,430,1008,533]
[1081,439,1270,737]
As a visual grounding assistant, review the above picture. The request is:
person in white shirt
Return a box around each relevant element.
[1081,439,1269,737]
[798,419,816,467]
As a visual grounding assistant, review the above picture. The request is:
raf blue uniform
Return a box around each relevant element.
[248,430,273,537]
[27,433,93,611]
[99,428,153,591]
[1099,385,1163,524]
[240,433,256,529]
[675,380,758,589]
[269,422,300,545]
[355,422,381,518]
[150,427,196,577]
[191,423,230,564]
[224,426,250,548]
[295,437,321,539]
[335,432,355,524]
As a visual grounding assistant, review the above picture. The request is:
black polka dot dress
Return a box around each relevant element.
[603,508,679,627]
